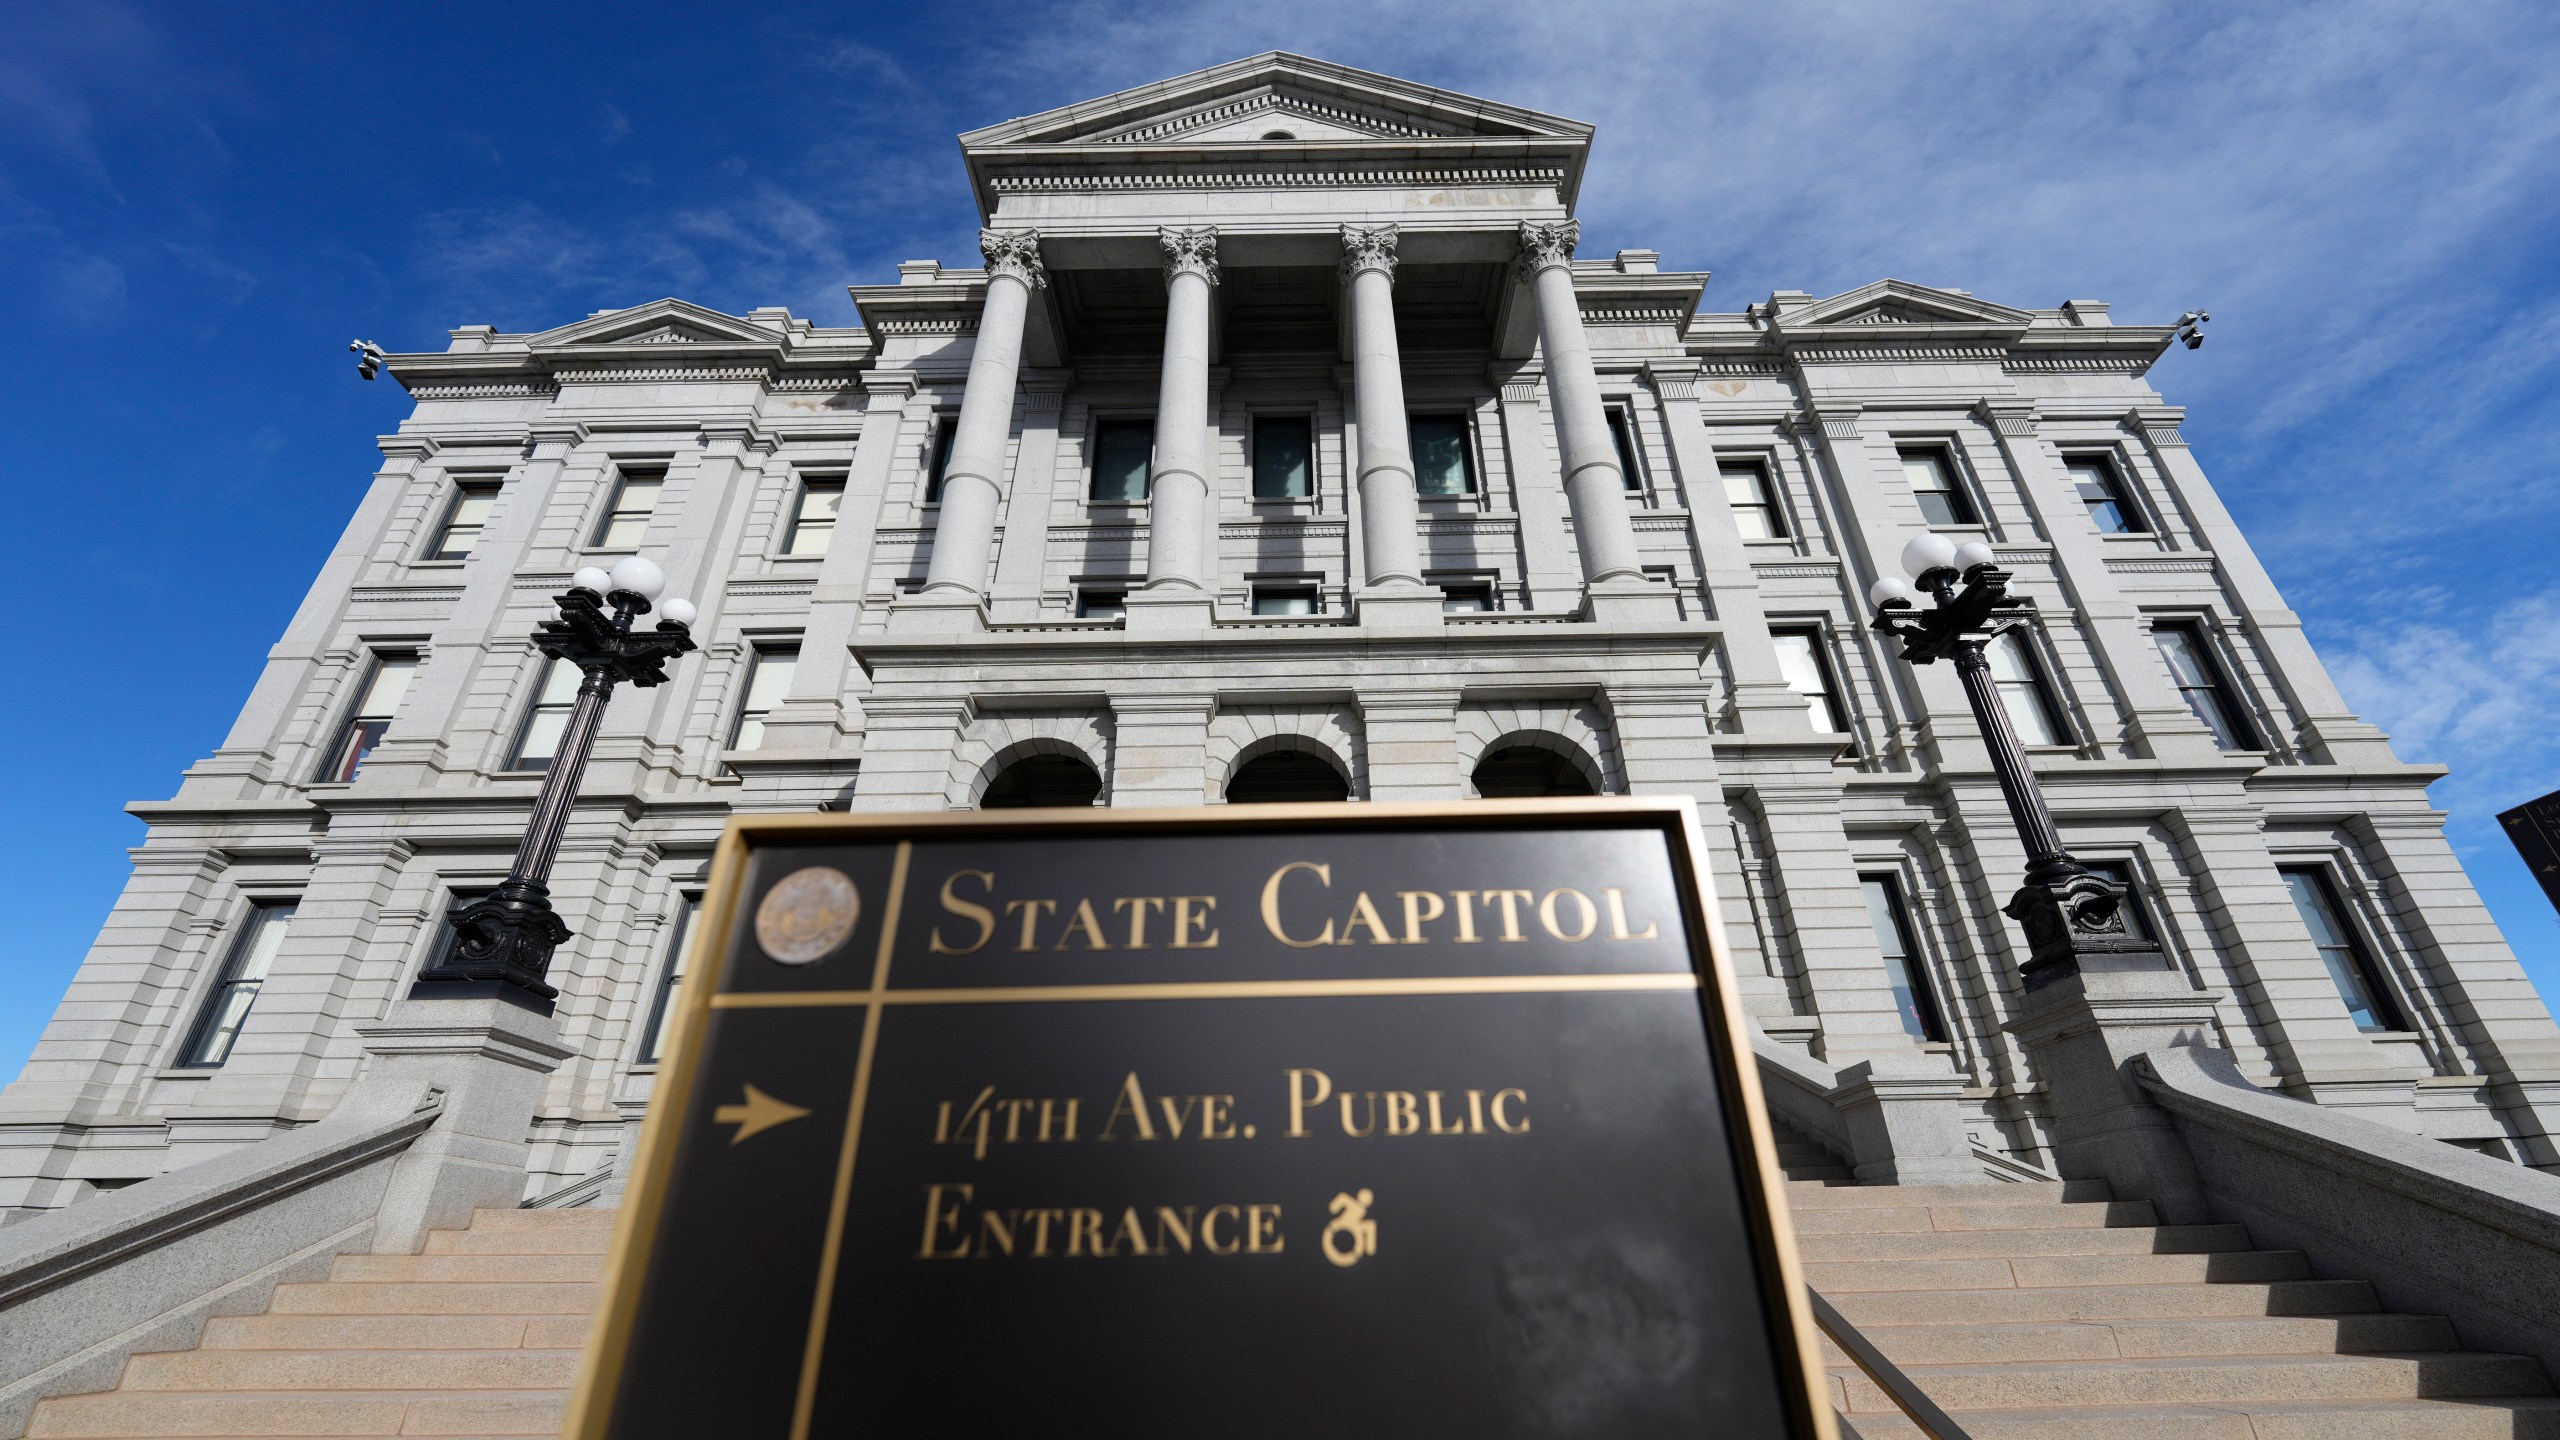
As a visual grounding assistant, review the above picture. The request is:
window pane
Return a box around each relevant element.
[229,905,295,983]
[515,708,570,769]
[1076,590,1125,620]
[358,657,416,718]
[2155,627,2252,749]
[1901,450,1974,525]
[1252,417,1312,499]
[1441,584,1495,613]
[431,488,497,559]
[186,985,260,1067]
[2285,871,2400,1031]
[1861,877,1944,1041]
[639,897,700,1065]
[786,483,842,557]
[925,420,958,504]
[732,649,799,751]
[1409,417,1472,496]
[1608,409,1642,492]
[595,475,661,547]
[1990,632,2064,746]
[1770,632,1843,732]
[1253,588,1318,617]
[2067,458,2140,534]
[1091,420,1152,503]
[1721,463,1782,539]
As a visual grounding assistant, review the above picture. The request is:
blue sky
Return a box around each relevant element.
[2,1,2556,1078]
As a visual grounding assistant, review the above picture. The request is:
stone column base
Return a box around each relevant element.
[885,588,988,633]
[1122,587,1217,633]
[2005,967,2225,1223]
[1581,575,1682,624]
[1354,584,1445,630]
[340,997,572,1253]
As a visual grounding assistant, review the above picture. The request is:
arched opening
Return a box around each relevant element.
[979,753,1103,808]
[1471,745,1597,799]
[1226,750,1350,804]
[1260,129,1297,141]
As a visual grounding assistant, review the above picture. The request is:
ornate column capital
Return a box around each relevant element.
[1159,226,1220,286]
[1339,223,1399,281]
[1514,219,1580,281]
[978,228,1047,289]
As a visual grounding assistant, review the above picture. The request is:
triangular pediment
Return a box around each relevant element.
[962,53,1590,150]
[525,299,782,351]
[1793,280,2037,330]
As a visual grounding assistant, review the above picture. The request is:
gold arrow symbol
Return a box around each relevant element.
[712,1085,812,1146]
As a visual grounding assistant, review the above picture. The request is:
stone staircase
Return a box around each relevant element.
[1804,1178,2560,1438]
[24,1175,2560,1438]
[25,1207,604,1438]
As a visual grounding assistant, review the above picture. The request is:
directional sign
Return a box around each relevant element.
[566,799,1835,1439]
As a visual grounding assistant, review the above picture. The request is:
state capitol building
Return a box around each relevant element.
[6,53,2553,1210]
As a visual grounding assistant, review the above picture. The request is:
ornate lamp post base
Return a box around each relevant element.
[414,880,572,1010]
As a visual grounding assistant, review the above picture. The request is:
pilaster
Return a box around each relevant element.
[1107,695,1217,808]
[1358,689,1461,801]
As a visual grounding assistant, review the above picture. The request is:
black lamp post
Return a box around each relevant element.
[1868,534,2162,988]
[413,556,698,1012]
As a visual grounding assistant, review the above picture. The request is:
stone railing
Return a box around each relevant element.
[1750,1026,1987,1186]
[2137,1043,2560,1374]
[0,1086,443,1437]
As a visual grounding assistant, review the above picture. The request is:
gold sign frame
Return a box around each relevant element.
[565,796,1837,1439]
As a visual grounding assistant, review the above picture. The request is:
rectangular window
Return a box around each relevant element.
[1861,876,1946,1042]
[1721,460,1786,540]
[923,418,958,505]
[784,478,843,557]
[1408,415,1474,497]
[636,896,700,1066]
[1090,419,1152,503]
[2154,623,2256,750]
[1770,629,1849,733]
[508,658,583,772]
[320,654,416,783]
[2065,454,2145,534]
[1988,630,2068,746]
[2080,860,2154,942]
[1899,448,1977,526]
[427,483,498,561]
[592,469,664,549]
[1251,584,1320,617]
[1075,588,1126,621]
[1607,407,1644,493]
[178,903,295,1068]
[2283,868,2405,1032]
[730,646,799,751]
[1440,581,1496,613]
[1252,416,1313,500]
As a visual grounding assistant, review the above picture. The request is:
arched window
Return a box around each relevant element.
[1261,130,1297,141]
[1226,750,1349,803]
[1472,746,1596,799]
[980,753,1103,808]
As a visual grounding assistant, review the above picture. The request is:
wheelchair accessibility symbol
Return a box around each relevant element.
[1323,1188,1378,1268]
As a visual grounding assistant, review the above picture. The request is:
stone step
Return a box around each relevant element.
[1800,1223,2251,1262]
[200,1312,591,1351]
[266,1280,599,1315]
[1826,1279,2380,1326]
[25,1388,568,1437]
[122,1348,582,1393]
[455,1206,618,1232]
[1794,1200,2158,1235]
[1835,1351,2552,1413]
[328,1252,605,1283]
[1790,1180,2112,1209]
[1822,1313,2460,1366]
[422,1225,615,1255]
[1806,1249,2312,1293]
[1836,1396,2560,1440]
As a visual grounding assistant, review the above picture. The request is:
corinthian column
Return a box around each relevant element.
[1341,225,1427,595]
[1144,226,1218,591]
[920,229,1044,600]
[1517,220,1646,593]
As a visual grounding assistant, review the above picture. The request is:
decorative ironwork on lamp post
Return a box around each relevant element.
[1868,534,2163,988]
[413,556,698,1011]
